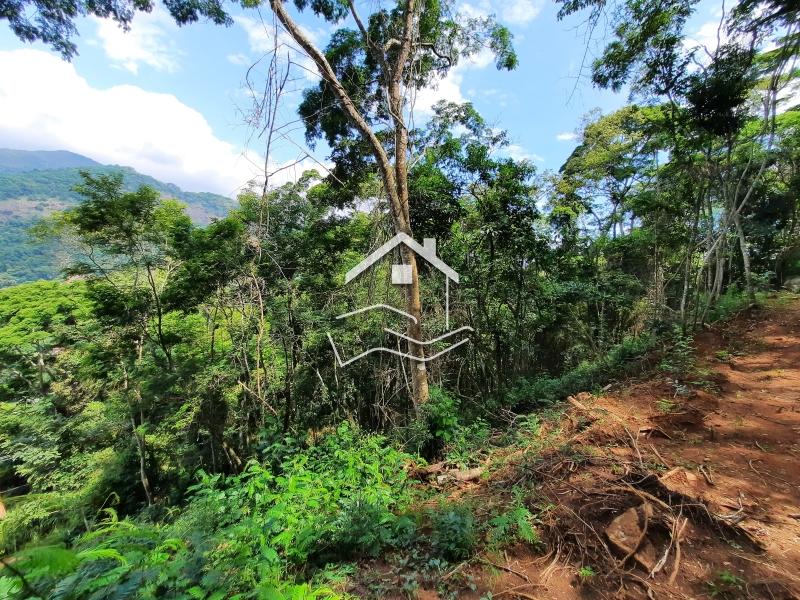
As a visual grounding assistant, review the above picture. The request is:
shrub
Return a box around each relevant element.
[487,489,541,549]
[445,419,491,468]
[429,503,477,561]
[395,386,461,458]
[424,387,460,441]
[187,423,412,567]
[4,423,409,599]
[329,498,416,558]
[507,333,657,409]
[659,326,694,381]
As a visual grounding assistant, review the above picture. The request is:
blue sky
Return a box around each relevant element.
[0,0,724,196]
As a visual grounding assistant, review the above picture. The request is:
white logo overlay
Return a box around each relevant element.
[327,233,473,367]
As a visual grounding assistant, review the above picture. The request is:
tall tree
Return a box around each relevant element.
[270,0,517,406]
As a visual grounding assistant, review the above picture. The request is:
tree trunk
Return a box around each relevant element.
[733,210,756,302]
[123,364,153,507]
[680,194,701,327]
[401,247,429,409]
[270,0,430,406]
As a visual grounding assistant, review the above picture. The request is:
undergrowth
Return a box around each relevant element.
[1,290,776,599]
[506,333,657,409]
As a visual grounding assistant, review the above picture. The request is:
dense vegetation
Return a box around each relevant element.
[0,0,799,598]
[0,152,235,286]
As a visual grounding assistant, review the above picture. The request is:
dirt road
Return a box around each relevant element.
[353,296,800,599]
[483,296,800,599]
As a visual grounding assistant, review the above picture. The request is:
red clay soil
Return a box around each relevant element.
[354,295,800,599]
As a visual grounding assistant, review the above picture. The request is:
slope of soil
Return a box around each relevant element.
[355,295,800,599]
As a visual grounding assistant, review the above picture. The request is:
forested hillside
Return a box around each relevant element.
[0,151,235,286]
[0,0,799,598]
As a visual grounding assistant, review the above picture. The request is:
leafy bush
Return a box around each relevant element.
[513,414,541,443]
[4,424,410,599]
[429,503,477,561]
[331,500,417,558]
[487,489,541,549]
[706,288,766,322]
[507,333,657,408]
[185,422,412,567]
[659,326,694,381]
[395,387,461,458]
[445,419,491,468]
[424,387,460,444]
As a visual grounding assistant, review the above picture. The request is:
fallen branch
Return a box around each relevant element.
[436,466,484,484]
[649,444,671,468]
[493,586,542,600]
[698,463,715,486]
[480,557,530,583]
[668,517,689,585]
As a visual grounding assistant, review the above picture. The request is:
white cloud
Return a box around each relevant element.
[497,0,545,25]
[503,144,544,163]
[0,49,320,196]
[459,1,490,20]
[93,8,181,74]
[227,53,251,66]
[683,19,728,58]
[460,0,543,26]
[777,78,800,113]
[414,49,495,114]
[414,70,468,113]
[556,132,577,141]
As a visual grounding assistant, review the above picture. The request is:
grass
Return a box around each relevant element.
[657,398,677,413]
[708,570,746,598]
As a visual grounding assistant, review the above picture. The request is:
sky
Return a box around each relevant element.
[0,0,726,197]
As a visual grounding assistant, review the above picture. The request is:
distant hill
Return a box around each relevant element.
[0,149,236,287]
[0,148,102,171]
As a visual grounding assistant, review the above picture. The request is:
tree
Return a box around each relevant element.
[40,172,194,504]
[1,0,230,58]
[557,0,799,317]
[273,0,516,406]
[557,106,655,238]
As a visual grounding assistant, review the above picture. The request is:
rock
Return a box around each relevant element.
[783,276,800,292]
[605,504,658,571]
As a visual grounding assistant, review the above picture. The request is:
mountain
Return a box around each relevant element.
[0,148,102,171]
[0,149,236,287]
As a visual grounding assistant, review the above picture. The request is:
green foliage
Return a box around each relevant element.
[445,420,491,469]
[185,423,412,567]
[428,503,477,561]
[578,565,597,579]
[487,489,541,549]
[4,425,407,598]
[507,333,657,408]
[708,570,746,598]
[706,289,766,323]
[659,326,695,381]
[424,387,461,445]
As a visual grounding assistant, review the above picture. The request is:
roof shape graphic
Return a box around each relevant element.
[345,233,459,284]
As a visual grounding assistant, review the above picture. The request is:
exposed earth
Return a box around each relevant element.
[354,295,800,599]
